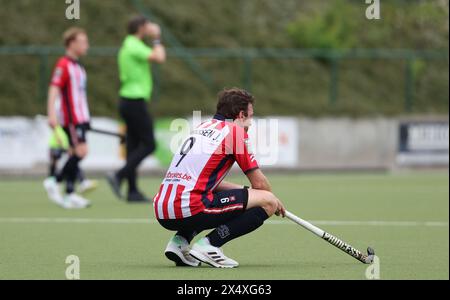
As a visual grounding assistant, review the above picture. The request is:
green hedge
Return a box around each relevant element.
[0,0,448,118]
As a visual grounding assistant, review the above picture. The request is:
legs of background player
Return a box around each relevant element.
[71,143,88,190]
[123,129,140,196]
[45,147,96,209]
[57,146,82,194]
[109,100,156,202]
[56,143,91,208]
[77,169,99,194]
[43,149,66,206]
[48,149,63,177]
[44,124,95,209]
[57,155,81,193]
[50,149,97,193]
[77,168,85,182]
[127,170,138,195]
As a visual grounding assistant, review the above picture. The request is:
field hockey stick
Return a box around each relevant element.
[89,127,126,144]
[285,211,375,264]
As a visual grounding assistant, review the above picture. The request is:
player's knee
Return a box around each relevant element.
[142,139,156,155]
[75,144,88,158]
[260,191,278,216]
[147,145,156,155]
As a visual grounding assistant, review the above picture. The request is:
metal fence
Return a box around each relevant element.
[0,46,448,112]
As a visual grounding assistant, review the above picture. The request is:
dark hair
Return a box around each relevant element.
[128,15,149,34]
[216,88,255,120]
[63,27,86,48]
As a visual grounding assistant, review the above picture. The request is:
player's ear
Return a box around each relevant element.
[237,110,245,119]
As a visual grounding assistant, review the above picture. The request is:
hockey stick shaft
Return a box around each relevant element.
[285,211,371,264]
[89,127,125,139]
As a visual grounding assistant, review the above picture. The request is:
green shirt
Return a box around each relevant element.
[118,35,153,101]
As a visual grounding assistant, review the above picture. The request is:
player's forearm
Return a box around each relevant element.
[47,86,59,111]
[149,44,166,63]
[251,177,272,192]
[47,86,60,127]
[247,169,272,192]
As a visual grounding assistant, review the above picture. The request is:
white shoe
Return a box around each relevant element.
[64,193,91,209]
[189,237,239,268]
[43,177,65,207]
[165,235,201,267]
[78,179,98,194]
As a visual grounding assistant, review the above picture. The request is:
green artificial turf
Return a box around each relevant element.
[0,172,448,280]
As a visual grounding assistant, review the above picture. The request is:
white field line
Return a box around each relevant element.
[0,217,448,227]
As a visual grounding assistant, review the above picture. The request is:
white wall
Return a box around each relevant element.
[0,116,447,175]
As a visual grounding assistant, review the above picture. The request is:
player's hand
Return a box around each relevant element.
[53,126,64,147]
[48,114,58,129]
[147,23,161,39]
[56,137,63,147]
[275,199,286,218]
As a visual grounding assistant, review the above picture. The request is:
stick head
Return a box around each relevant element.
[364,247,376,264]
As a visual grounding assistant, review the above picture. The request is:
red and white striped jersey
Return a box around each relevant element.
[50,56,90,127]
[153,115,259,220]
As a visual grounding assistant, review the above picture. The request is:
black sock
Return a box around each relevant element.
[60,155,81,194]
[56,163,66,183]
[49,159,57,177]
[66,180,75,195]
[77,169,85,183]
[176,231,198,244]
[207,207,269,248]
[49,150,62,178]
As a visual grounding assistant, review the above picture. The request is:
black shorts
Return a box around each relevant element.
[50,148,66,160]
[158,188,249,233]
[63,123,89,147]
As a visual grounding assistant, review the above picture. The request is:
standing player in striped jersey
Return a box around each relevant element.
[154,88,286,268]
[43,27,91,209]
